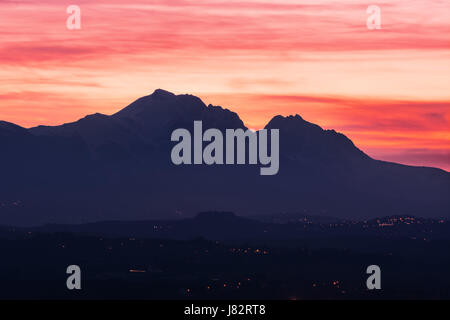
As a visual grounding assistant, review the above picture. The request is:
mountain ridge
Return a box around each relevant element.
[12,89,447,173]
[0,89,448,226]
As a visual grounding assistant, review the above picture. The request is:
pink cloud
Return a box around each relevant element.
[0,0,449,170]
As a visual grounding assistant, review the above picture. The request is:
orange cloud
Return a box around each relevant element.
[0,0,449,169]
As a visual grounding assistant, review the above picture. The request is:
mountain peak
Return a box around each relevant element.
[111,90,246,133]
[264,113,370,162]
[150,89,176,99]
[265,114,322,132]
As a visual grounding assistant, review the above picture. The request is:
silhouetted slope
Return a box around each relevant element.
[265,115,370,163]
[1,89,448,226]
[30,89,245,160]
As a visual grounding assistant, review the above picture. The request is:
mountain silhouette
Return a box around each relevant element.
[0,89,448,226]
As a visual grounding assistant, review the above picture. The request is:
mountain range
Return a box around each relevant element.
[0,89,448,226]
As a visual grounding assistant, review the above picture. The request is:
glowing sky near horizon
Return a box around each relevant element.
[0,0,449,170]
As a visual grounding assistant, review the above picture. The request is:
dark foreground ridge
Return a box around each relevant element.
[0,89,449,225]
[2,212,448,242]
[1,212,449,299]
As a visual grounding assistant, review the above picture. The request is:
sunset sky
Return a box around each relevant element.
[0,0,449,170]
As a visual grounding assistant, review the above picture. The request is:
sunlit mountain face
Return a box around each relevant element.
[0,0,449,170]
